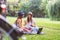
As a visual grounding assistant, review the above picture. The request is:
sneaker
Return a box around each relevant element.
[39,32,44,34]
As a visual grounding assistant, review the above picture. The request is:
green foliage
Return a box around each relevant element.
[7,0,49,17]
[46,0,60,21]
[40,0,48,17]
[7,0,48,17]
[7,0,60,20]
[19,0,30,13]
[19,0,42,17]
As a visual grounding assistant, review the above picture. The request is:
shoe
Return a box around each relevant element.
[39,32,44,34]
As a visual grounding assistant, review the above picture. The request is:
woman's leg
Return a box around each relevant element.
[31,26,43,34]
[31,26,39,34]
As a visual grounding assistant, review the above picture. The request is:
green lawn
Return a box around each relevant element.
[6,16,60,40]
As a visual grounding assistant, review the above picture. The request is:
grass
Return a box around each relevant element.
[6,16,60,40]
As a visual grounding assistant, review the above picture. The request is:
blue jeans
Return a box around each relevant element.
[31,26,39,34]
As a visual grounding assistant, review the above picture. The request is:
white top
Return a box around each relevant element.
[25,18,35,28]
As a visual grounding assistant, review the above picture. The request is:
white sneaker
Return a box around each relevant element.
[40,32,44,34]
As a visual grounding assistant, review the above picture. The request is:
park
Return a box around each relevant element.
[6,17,60,40]
[0,0,60,40]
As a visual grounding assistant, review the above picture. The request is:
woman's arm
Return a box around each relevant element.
[24,20,27,26]
[31,19,36,27]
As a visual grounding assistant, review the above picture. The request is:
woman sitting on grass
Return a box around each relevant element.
[24,12,43,34]
[15,11,43,34]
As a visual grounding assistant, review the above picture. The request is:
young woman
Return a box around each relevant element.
[24,12,43,34]
[15,11,24,28]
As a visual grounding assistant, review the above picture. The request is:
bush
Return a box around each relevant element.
[46,0,60,21]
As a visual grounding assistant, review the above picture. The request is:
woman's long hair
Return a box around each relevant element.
[27,14,32,23]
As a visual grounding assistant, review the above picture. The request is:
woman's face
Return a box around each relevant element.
[27,14,32,18]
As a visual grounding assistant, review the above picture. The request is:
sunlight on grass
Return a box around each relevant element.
[6,16,60,40]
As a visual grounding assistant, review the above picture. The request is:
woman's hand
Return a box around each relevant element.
[30,24,35,27]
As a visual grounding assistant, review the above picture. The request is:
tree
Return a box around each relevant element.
[40,0,48,18]
[20,0,42,17]
[46,0,60,21]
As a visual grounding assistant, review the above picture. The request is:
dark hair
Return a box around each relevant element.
[18,11,24,16]
[27,16,32,23]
